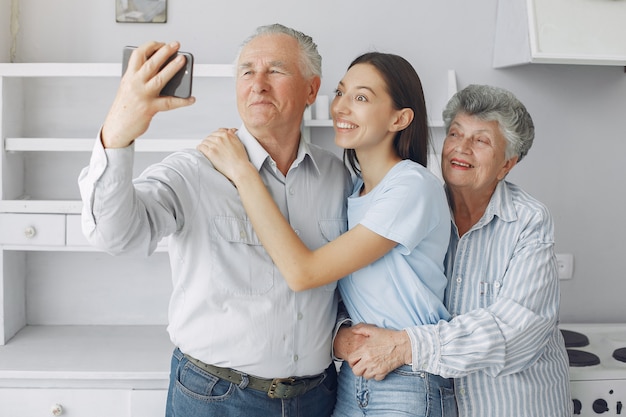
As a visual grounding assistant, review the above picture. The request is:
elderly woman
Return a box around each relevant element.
[334,84,572,417]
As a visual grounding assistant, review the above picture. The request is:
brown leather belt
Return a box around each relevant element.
[184,354,326,399]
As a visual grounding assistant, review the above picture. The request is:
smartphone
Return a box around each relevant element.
[122,46,194,98]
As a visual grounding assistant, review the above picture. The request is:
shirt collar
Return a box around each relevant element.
[236,124,320,176]
[480,180,517,225]
[447,180,517,237]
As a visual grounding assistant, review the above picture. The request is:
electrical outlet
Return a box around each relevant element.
[556,253,574,280]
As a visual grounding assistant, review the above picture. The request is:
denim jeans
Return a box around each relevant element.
[332,361,457,417]
[165,348,338,417]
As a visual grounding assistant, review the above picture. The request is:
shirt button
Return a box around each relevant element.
[294,355,299,362]
[494,282,501,288]
[297,312,303,320]
[289,188,295,195]
[459,388,466,395]
[239,230,246,239]
[294,230,301,236]
[456,277,462,284]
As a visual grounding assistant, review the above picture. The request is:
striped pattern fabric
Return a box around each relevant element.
[406,181,572,417]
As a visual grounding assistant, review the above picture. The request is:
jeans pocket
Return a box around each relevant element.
[175,359,235,402]
[440,386,458,417]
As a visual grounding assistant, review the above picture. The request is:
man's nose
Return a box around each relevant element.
[251,73,269,93]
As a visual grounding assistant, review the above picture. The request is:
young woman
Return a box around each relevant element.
[198,52,456,417]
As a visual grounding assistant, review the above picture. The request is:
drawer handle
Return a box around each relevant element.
[51,403,63,416]
[24,226,37,239]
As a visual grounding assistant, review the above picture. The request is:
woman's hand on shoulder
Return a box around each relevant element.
[197,128,253,184]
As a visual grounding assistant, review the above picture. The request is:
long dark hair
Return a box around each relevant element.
[343,52,429,175]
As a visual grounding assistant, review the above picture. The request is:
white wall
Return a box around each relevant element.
[3,0,626,323]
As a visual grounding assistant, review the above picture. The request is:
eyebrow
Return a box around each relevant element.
[239,60,288,70]
[450,121,495,135]
[337,80,378,96]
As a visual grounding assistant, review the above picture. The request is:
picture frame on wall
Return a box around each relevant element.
[116,0,167,23]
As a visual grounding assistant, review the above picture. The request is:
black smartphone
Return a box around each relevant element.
[122,46,194,98]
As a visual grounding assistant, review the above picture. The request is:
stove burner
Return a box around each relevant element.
[560,329,589,348]
[567,349,600,367]
[613,347,626,363]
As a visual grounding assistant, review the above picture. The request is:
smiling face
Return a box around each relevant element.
[236,33,320,139]
[442,112,518,197]
[330,63,406,153]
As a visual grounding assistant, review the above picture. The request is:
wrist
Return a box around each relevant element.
[230,161,258,187]
[398,330,413,365]
[101,124,133,149]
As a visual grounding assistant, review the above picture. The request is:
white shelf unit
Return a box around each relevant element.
[0,62,235,413]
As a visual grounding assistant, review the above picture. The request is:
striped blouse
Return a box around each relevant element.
[405,180,572,417]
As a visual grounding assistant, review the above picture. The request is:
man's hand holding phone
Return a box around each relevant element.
[101,41,196,149]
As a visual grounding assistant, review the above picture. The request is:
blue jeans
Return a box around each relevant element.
[332,361,457,417]
[165,348,338,417]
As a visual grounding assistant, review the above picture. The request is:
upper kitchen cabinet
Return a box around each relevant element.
[493,0,626,68]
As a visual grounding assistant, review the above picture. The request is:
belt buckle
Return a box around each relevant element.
[268,377,297,399]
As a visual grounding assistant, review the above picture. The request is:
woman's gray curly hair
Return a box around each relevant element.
[443,84,534,162]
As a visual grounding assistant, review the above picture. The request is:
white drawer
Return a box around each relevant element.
[65,214,89,246]
[0,388,130,417]
[131,389,167,417]
[0,213,66,246]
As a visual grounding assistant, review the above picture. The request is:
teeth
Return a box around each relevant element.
[452,160,472,168]
[336,121,357,129]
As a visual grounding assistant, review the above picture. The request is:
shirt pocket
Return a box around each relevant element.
[478,279,502,308]
[211,216,274,296]
[317,218,348,292]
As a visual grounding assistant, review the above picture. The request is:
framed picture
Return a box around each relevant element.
[116,0,167,23]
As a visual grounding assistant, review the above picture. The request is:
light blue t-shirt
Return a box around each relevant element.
[338,159,451,330]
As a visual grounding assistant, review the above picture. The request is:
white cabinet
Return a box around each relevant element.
[493,0,626,67]
[131,390,169,417]
[0,388,131,417]
[0,388,167,416]
[0,62,235,416]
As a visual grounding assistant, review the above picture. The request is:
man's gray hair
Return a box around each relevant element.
[443,84,534,162]
[236,23,322,79]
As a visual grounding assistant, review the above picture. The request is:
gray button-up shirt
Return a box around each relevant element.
[78,125,351,378]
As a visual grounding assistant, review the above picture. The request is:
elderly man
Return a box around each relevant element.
[79,24,351,417]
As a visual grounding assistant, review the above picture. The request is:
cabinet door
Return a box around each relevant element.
[0,213,66,246]
[0,388,130,417]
